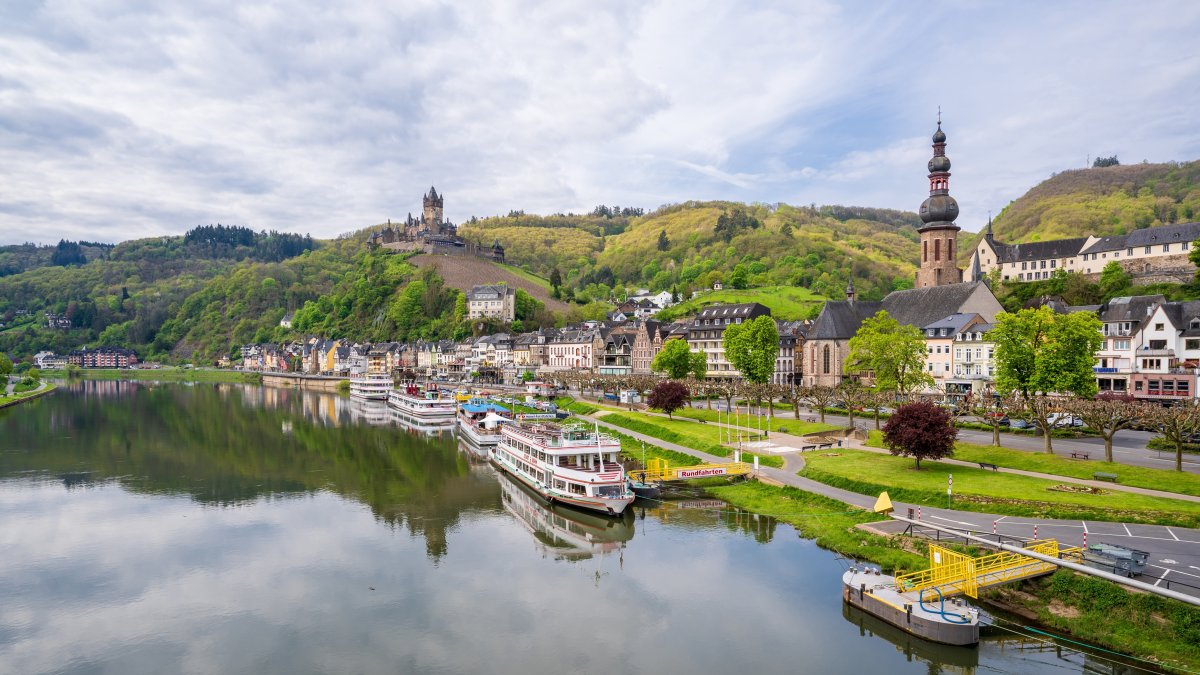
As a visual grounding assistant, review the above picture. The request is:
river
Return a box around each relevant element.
[0,381,1143,674]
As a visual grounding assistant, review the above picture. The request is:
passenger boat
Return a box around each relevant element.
[490,421,635,516]
[387,383,456,419]
[349,372,393,401]
[497,472,633,560]
[457,399,510,447]
[391,407,457,437]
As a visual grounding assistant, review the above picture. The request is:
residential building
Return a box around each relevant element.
[33,351,67,369]
[685,303,771,379]
[467,284,516,322]
[632,320,667,374]
[68,347,138,368]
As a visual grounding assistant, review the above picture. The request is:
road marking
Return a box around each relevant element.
[1154,569,1170,587]
[927,514,977,527]
[1081,521,1088,533]
[1149,565,1200,580]
[1123,523,1132,536]
[1161,559,1178,564]
[995,516,1008,523]
[1167,527,1180,541]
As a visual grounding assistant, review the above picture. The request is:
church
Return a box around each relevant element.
[802,118,1003,387]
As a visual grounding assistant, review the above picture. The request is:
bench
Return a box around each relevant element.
[1093,472,1119,482]
[977,462,999,471]
[1069,451,1090,460]
[800,442,835,452]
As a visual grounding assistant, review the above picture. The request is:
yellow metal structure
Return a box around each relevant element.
[873,491,894,514]
[895,541,1083,599]
[633,458,751,483]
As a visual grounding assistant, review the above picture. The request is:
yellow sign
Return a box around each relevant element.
[873,491,893,514]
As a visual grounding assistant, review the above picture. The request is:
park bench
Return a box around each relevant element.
[1093,472,1119,482]
[977,462,999,471]
[1069,451,1090,460]
[800,442,835,451]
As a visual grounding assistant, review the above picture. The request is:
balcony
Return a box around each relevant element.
[1093,367,1119,373]
[1138,348,1176,357]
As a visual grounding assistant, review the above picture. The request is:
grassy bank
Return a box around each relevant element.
[663,406,841,436]
[801,449,1200,528]
[67,368,264,384]
[709,479,1200,672]
[866,432,1200,498]
[600,413,786,469]
[606,427,701,469]
[0,382,56,408]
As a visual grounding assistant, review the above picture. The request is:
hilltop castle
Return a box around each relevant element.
[368,186,505,263]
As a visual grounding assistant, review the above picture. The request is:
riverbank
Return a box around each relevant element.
[65,368,262,384]
[708,479,1200,673]
[0,382,56,409]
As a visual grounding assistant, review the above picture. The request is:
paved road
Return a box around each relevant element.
[687,401,1200,475]
[592,413,1200,598]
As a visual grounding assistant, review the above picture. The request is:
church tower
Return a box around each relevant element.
[423,186,444,233]
[915,116,963,288]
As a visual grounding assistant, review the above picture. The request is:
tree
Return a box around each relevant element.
[688,350,708,380]
[992,306,1103,453]
[962,391,1019,447]
[729,264,749,290]
[651,339,697,379]
[1067,394,1147,463]
[724,315,778,385]
[864,388,895,431]
[1098,261,1131,297]
[656,230,670,251]
[1092,155,1120,168]
[0,352,12,379]
[549,268,562,290]
[800,384,838,424]
[647,380,690,419]
[1146,401,1200,472]
[845,310,933,395]
[882,401,957,470]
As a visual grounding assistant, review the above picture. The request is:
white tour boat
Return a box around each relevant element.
[387,383,456,419]
[457,399,510,447]
[349,372,394,401]
[498,473,633,560]
[490,420,634,516]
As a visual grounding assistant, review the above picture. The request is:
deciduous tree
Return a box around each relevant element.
[651,339,696,379]
[0,352,12,379]
[845,310,932,396]
[1067,393,1147,463]
[647,381,691,419]
[992,306,1103,453]
[724,315,778,385]
[800,384,838,424]
[882,401,958,470]
[1146,400,1200,472]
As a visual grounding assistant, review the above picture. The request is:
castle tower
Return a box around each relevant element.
[915,115,963,288]
[423,186,444,232]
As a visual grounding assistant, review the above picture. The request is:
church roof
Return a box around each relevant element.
[808,282,995,340]
[991,237,1089,263]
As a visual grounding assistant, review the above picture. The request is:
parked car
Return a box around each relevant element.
[1047,413,1086,428]
[1009,418,1034,429]
[983,412,1010,426]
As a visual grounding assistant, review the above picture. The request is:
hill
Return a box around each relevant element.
[462,201,923,303]
[410,254,572,314]
[654,286,826,322]
[970,160,1200,251]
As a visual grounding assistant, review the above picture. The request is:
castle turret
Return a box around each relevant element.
[423,186,444,231]
[915,114,964,288]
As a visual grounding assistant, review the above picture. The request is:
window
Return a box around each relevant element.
[1127,247,1133,256]
[1040,260,1047,269]
[1135,380,1144,391]
[1114,339,1130,350]
[1145,246,1152,254]
[1155,323,1165,331]
[934,239,941,261]
[1185,242,1191,250]
[1021,261,1028,270]
[822,345,830,374]
[1188,339,1200,350]
[1164,244,1170,253]
[1050,259,1057,268]
[1150,340,1167,349]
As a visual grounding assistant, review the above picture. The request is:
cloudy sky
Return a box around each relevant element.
[1,0,1198,245]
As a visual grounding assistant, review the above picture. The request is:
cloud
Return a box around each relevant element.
[0,0,1198,244]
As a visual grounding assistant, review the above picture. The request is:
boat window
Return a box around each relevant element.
[569,482,586,495]
[554,479,566,490]
[595,485,623,498]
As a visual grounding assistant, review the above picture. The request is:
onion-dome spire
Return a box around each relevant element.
[845,275,856,303]
[918,112,960,232]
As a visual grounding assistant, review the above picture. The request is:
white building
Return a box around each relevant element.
[467,285,516,322]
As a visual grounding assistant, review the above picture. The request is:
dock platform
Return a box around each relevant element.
[842,568,979,646]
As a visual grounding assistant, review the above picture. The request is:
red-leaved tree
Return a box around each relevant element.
[647,380,691,419]
[881,400,958,470]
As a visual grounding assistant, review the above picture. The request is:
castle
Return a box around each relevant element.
[368,186,505,263]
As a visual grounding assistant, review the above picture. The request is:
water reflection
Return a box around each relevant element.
[499,472,634,561]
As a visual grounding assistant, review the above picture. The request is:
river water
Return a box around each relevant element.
[0,381,1141,674]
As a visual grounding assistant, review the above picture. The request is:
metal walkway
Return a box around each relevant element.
[895,540,1083,600]
[632,458,751,482]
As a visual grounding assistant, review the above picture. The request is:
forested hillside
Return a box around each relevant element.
[463,201,922,303]
[970,160,1200,250]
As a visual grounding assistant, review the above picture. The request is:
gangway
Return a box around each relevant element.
[894,540,1082,600]
[631,458,751,483]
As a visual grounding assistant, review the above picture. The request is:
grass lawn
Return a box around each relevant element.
[553,396,599,415]
[0,382,56,407]
[601,412,785,469]
[604,427,701,468]
[497,263,552,291]
[69,368,263,384]
[801,449,1200,528]
[662,406,839,436]
[867,432,1200,499]
[657,286,825,322]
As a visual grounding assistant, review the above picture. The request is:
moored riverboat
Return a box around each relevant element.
[457,399,510,447]
[490,420,634,516]
[388,383,456,419]
[349,372,394,401]
[497,472,633,560]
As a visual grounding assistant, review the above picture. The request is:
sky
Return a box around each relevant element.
[1,0,1199,245]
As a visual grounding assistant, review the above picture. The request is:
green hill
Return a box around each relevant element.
[463,201,923,304]
[968,160,1200,252]
[654,286,826,322]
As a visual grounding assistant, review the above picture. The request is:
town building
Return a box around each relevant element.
[686,303,771,379]
[467,284,516,322]
[68,347,138,368]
